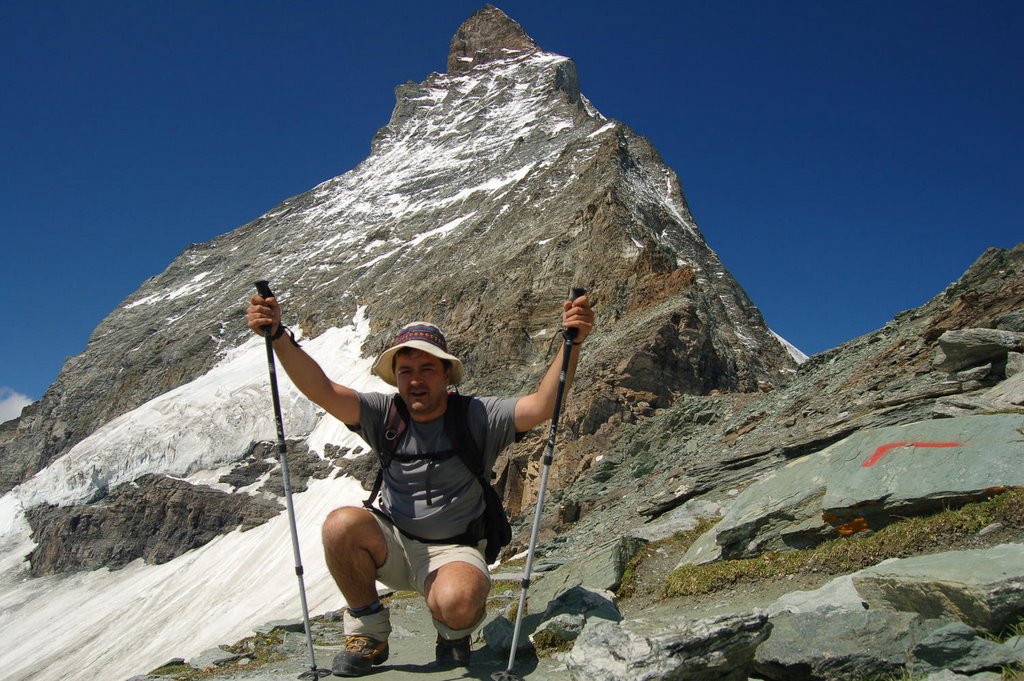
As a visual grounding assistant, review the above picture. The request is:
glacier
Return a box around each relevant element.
[0,310,393,681]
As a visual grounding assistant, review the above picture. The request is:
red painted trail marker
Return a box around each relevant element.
[862,441,961,468]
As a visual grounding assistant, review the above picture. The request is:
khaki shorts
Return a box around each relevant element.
[371,512,490,596]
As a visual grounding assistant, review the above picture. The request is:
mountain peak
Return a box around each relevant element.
[447,5,539,74]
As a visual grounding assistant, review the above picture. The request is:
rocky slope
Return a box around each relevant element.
[135,244,1024,680]
[144,246,1023,681]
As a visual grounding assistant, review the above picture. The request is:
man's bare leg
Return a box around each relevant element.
[321,506,389,607]
[323,507,392,675]
[425,561,491,635]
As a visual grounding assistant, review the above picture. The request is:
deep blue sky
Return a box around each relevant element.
[2,1,1021,409]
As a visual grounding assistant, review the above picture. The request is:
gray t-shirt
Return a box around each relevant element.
[354,392,518,541]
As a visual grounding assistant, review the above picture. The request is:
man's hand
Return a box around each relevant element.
[246,294,282,337]
[563,294,594,344]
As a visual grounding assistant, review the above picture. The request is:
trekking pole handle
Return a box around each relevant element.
[565,287,587,342]
[254,280,275,335]
[254,280,275,299]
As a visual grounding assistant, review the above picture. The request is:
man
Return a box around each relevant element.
[246,293,594,676]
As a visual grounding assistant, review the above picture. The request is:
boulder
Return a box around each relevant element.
[933,328,1024,372]
[485,585,621,655]
[1005,351,1024,377]
[985,367,1024,406]
[530,613,586,650]
[528,536,645,613]
[754,607,947,681]
[679,414,1024,564]
[913,621,1024,675]
[852,544,1024,634]
[566,610,769,681]
[482,615,533,655]
[768,574,867,616]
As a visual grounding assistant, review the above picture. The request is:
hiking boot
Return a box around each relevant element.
[331,635,389,677]
[435,633,471,667]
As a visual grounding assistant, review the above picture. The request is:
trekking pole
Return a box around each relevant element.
[254,281,331,680]
[492,288,586,681]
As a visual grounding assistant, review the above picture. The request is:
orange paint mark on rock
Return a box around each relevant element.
[862,441,961,468]
[836,517,870,536]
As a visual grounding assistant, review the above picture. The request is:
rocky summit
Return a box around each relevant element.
[1,6,1022,681]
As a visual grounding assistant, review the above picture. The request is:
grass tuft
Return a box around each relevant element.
[617,517,718,599]
[665,488,1024,598]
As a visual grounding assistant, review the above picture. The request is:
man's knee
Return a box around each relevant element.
[427,562,490,615]
[322,507,385,557]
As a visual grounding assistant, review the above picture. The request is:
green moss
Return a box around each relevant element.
[531,629,576,656]
[148,662,193,677]
[617,517,718,598]
[665,488,1024,598]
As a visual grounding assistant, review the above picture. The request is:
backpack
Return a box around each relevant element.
[362,393,513,564]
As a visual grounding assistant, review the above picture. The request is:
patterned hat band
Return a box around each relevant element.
[394,324,448,352]
[371,321,464,387]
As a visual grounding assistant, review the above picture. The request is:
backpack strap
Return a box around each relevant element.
[363,395,409,509]
[364,393,488,509]
[443,393,486,480]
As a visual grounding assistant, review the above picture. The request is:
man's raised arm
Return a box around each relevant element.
[514,294,594,433]
[246,294,362,426]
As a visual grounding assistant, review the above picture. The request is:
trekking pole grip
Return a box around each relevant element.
[565,287,587,342]
[254,280,275,336]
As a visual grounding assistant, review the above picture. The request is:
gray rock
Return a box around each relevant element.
[1006,351,1024,377]
[634,498,723,542]
[768,574,867,616]
[995,310,1024,332]
[528,536,645,614]
[922,671,1001,681]
[852,543,1024,633]
[952,362,993,382]
[913,621,1024,674]
[754,607,945,681]
[679,415,1024,564]
[985,367,1024,406]
[977,521,1004,536]
[566,610,770,681]
[541,585,621,624]
[530,612,586,647]
[934,328,1024,372]
[189,646,245,670]
[253,618,306,634]
[482,615,534,655]
[486,584,620,656]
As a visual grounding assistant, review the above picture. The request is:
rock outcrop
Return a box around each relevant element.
[26,474,281,575]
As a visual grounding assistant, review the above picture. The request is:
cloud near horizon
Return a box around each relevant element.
[0,387,33,423]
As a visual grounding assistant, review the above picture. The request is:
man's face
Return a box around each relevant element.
[394,349,450,422]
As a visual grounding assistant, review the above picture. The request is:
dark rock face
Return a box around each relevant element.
[447,4,539,73]
[25,474,281,576]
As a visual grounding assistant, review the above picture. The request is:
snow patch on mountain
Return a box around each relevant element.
[1,308,384,517]
[772,329,810,364]
[0,307,396,680]
[0,474,368,681]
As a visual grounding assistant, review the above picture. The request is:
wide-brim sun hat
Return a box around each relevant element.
[372,321,464,387]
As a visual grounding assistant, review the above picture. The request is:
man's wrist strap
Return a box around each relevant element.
[271,324,300,347]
